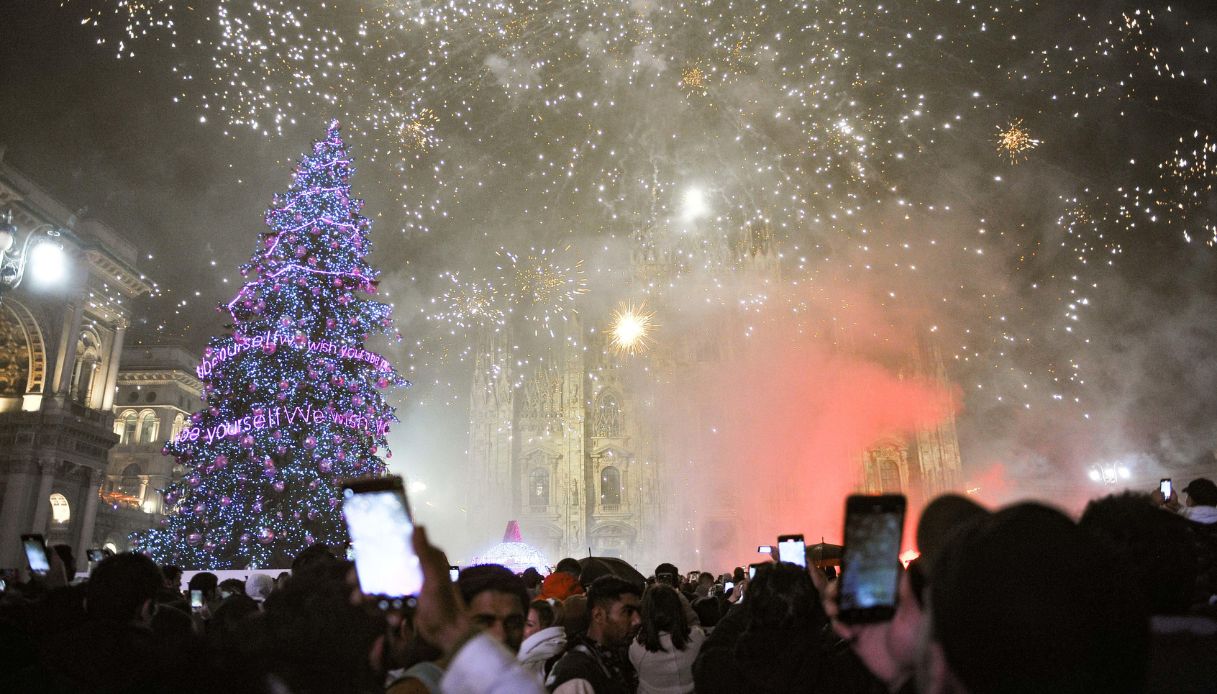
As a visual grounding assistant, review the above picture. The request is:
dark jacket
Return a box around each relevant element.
[547,632,636,694]
[693,604,826,694]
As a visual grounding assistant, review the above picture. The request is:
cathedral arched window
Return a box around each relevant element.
[529,468,550,509]
[877,458,902,493]
[138,410,159,444]
[117,411,138,444]
[119,463,143,499]
[70,329,101,406]
[594,393,624,437]
[600,466,622,508]
[171,413,186,441]
[49,493,70,524]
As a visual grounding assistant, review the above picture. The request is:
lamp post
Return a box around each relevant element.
[0,209,68,304]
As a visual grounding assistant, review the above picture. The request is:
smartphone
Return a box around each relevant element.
[777,534,807,567]
[87,549,105,563]
[341,476,424,602]
[1160,478,1172,498]
[190,589,204,609]
[724,580,735,592]
[21,535,50,575]
[838,494,907,624]
[747,562,768,580]
[757,544,774,554]
[449,566,460,582]
[656,572,676,586]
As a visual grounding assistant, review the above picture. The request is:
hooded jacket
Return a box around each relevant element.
[517,625,567,682]
[539,572,585,601]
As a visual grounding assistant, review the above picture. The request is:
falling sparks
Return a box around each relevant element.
[398,109,439,154]
[680,64,709,96]
[995,119,1041,164]
[610,302,656,355]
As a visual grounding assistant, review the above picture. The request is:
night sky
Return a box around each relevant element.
[2,1,1215,522]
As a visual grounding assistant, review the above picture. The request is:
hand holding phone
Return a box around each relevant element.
[449,566,460,582]
[777,534,807,567]
[341,476,424,604]
[21,535,50,575]
[1160,478,1172,499]
[838,494,907,624]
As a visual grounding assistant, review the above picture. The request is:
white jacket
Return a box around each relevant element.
[628,628,705,694]
[517,626,567,682]
[1182,505,1217,525]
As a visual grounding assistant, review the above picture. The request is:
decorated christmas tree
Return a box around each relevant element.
[136,121,408,569]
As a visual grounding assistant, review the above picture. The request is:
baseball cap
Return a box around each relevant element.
[1181,478,1217,505]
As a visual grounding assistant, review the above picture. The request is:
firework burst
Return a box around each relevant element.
[996,119,1042,164]
[609,301,656,355]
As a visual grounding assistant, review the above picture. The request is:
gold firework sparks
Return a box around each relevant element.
[609,301,656,355]
[399,109,439,153]
[680,64,708,96]
[995,118,1041,164]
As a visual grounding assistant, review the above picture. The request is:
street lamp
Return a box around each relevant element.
[0,209,68,302]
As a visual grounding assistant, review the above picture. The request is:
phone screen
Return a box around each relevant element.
[22,536,49,575]
[449,566,460,582]
[341,479,424,598]
[1160,478,1172,498]
[757,545,773,553]
[87,549,105,563]
[724,581,735,592]
[777,535,806,567]
[190,589,204,609]
[839,495,907,623]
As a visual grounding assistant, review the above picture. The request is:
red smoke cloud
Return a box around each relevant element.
[653,320,959,570]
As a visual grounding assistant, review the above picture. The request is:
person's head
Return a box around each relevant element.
[458,564,529,651]
[742,560,825,631]
[218,578,246,599]
[555,557,581,577]
[1182,478,1217,507]
[210,593,259,647]
[692,595,722,628]
[916,494,989,578]
[521,567,543,589]
[654,562,679,587]
[246,572,275,602]
[87,552,162,623]
[161,565,184,590]
[187,571,218,601]
[560,593,590,635]
[51,545,77,579]
[697,572,713,586]
[922,502,1148,694]
[732,566,746,583]
[290,543,339,577]
[524,598,557,640]
[585,576,643,647]
[637,584,691,652]
[1079,492,1199,614]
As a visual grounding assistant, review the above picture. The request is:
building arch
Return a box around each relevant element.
[171,413,187,440]
[0,299,47,401]
[49,492,71,524]
[600,465,622,508]
[137,409,159,444]
[115,409,138,444]
[70,327,102,405]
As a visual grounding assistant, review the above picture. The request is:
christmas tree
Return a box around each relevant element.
[136,121,408,569]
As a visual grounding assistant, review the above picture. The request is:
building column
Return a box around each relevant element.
[29,459,57,532]
[99,321,126,411]
[75,468,103,557]
[0,462,37,567]
[52,300,85,398]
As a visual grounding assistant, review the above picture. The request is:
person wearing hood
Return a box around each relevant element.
[246,572,275,604]
[539,558,586,602]
[519,599,566,683]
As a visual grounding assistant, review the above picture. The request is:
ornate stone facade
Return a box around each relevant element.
[466,220,961,568]
[0,154,152,569]
[95,345,203,552]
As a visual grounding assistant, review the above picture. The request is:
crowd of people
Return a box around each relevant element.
[2,478,1216,693]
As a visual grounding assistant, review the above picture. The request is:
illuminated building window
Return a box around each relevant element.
[600,466,622,508]
[49,493,70,523]
[529,468,550,508]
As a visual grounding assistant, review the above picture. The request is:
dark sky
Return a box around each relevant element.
[3,1,1216,501]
